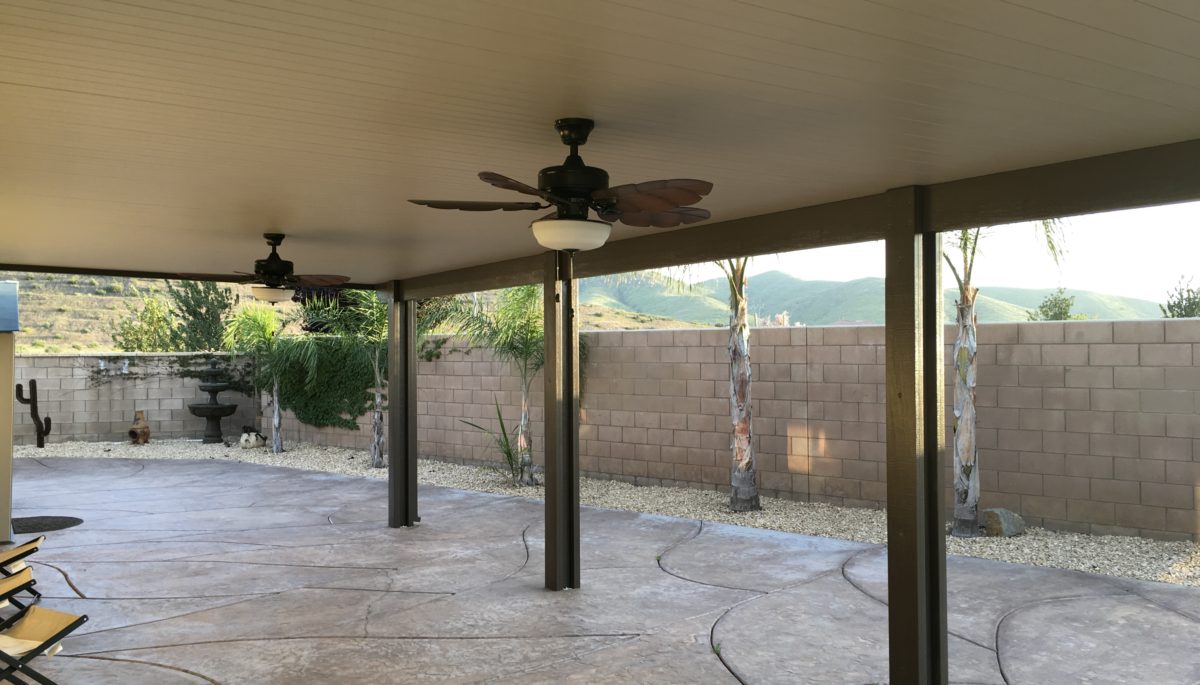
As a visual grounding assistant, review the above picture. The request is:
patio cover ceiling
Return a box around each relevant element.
[2,1,1199,285]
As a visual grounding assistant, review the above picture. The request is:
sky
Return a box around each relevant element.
[676,200,1200,303]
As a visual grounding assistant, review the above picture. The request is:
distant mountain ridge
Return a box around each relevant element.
[579,271,1162,326]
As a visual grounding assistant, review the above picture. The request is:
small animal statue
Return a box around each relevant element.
[239,425,266,449]
[128,410,151,445]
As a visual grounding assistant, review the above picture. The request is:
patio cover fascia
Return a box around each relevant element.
[382,137,1200,685]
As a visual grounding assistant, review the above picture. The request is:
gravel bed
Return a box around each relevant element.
[16,439,1200,588]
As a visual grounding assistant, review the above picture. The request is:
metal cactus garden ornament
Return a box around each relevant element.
[16,379,51,448]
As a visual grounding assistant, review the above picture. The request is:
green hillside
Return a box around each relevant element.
[688,271,1161,325]
[579,276,729,327]
[0,271,258,353]
[3,268,1167,352]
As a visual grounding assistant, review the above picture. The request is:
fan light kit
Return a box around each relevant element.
[409,118,712,252]
[250,285,294,303]
[530,218,611,252]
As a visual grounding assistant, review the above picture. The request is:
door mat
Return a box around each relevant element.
[12,516,83,534]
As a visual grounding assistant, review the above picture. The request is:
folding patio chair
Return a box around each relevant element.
[0,569,38,617]
[0,603,87,685]
[0,538,45,605]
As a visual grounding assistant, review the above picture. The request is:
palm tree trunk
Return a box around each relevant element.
[370,357,385,468]
[951,292,980,536]
[516,380,535,485]
[371,388,385,468]
[271,377,283,455]
[728,278,759,512]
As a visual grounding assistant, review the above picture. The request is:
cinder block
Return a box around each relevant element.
[1141,482,1193,509]
[857,327,884,345]
[1019,323,1064,344]
[1113,412,1165,436]
[998,471,1043,495]
[1114,503,1166,531]
[1091,478,1141,504]
[1067,499,1115,524]
[981,323,1020,344]
[809,457,844,477]
[1018,409,1064,432]
[1089,389,1140,412]
[1089,433,1137,458]
[1114,321,1165,343]
[1041,388,1090,410]
[977,407,1020,430]
[996,344,1041,366]
[1164,461,1200,485]
[841,384,875,403]
[822,327,858,345]
[1139,436,1192,461]
[1020,494,1066,519]
[1114,457,1165,483]
[756,328,791,346]
[1165,319,1200,343]
[1114,367,1165,389]
[1140,389,1195,414]
[1088,344,1138,366]
[1042,474,1089,498]
[979,449,1021,473]
[1064,366,1113,388]
[840,346,875,365]
[813,476,860,499]
[1065,410,1113,434]
[993,429,1041,455]
[1166,414,1200,438]
[809,346,841,364]
[1139,343,1192,366]
[1164,507,1199,534]
[1041,344,1088,366]
[1063,321,1112,344]
[998,387,1042,408]
[1163,367,1200,391]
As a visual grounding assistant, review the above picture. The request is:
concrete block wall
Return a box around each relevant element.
[280,346,546,460]
[272,320,1200,542]
[12,353,258,445]
[969,320,1200,541]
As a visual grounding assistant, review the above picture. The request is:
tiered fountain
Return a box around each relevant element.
[187,360,238,444]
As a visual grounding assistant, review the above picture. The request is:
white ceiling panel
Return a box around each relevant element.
[1,0,1198,283]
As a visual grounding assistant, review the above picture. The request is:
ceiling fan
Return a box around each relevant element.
[183,233,350,296]
[409,118,714,236]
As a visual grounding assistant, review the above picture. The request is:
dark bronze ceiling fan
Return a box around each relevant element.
[409,118,713,229]
[182,233,349,288]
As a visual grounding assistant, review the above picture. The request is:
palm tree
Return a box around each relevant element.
[298,291,390,467]
[223,303,286,454]
[449,285,543,485]
[717,257,760,512]
[944,222,1062,536]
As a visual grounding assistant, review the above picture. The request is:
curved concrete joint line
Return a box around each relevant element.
[65,654,223,685]
[993,592,1133,684]
[31,560,88,598]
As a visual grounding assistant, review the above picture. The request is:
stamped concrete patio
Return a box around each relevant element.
[9,457,1199,684]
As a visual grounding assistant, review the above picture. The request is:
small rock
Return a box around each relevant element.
[981,508,1025,537]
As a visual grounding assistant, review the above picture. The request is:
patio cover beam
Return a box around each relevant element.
[927,138,1200,233]
[543,250,581,590]
[394,137,1200,301]
[885,186,947,684]
[386,281,419,528]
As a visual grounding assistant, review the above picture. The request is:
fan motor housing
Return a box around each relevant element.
[538,163,608,201]
[254,255,294,288]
